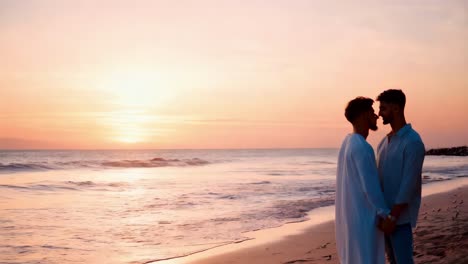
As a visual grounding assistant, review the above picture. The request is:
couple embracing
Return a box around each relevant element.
[335,89,425,264]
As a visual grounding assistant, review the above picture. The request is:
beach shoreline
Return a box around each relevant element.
[152,177,468,264]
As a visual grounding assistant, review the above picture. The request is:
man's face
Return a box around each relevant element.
[369,108,379,131]
[378,102,395,125]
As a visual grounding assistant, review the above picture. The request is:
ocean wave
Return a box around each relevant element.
[0,157,210,173]
[309,161,336,165]
[0,184,30,190]
[274,198,335,217]
[0,181,129,192]
[101,157,209,168]
[249,181,271,185]
[0,184,78,192]
[242,197,335,222]
[219,195,239,200]
[65,180,95,186]
[423,164,468,176]
[0,163,53,172]
[266,170,307,176]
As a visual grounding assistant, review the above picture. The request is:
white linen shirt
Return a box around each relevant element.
[336,133,390,264]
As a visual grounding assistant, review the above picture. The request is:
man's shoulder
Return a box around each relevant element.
[404,127,424,145]
[401,128,425,156]
[348,134,372,152]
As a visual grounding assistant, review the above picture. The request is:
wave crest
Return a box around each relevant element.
[0,163,53,172]
[0,157,210,173]
[101,157,209,168]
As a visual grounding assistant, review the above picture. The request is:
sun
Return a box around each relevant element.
[105,111,155,144]
[114,124,145,143]
[98,69,174,109]
[97,68,175,144]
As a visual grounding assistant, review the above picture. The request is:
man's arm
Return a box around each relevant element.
[389,204,407,219]
[394,141,425,209]
[353,144,390,218]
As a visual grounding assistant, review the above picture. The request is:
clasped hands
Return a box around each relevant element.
[378,204,406,235]
[377,215,396,235]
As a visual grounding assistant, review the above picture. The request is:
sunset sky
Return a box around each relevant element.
[1,1,467,149]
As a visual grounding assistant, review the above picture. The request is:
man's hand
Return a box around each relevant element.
[377,204,406,235]
[378,216,396,235]
[390,204,407,219]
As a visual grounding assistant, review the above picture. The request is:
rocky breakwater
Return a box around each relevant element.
[426,146,468,156]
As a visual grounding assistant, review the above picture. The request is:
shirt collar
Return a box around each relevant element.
[395,123,412,137]
[386,123,412,139]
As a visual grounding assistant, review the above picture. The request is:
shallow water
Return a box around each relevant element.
[0,149,466,263]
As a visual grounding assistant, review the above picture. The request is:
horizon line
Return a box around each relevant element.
[1,145,466,151]
[0,147,340,151]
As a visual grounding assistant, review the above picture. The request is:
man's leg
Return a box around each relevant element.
[385,234,397,264]
[386,223,414,264]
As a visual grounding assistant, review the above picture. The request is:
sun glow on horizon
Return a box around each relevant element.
[97,69,175,109]
[115,129,144,143]
[94,69,178,144]
[106,111,149,144]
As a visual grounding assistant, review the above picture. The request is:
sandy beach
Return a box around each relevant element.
[155,182,468,264]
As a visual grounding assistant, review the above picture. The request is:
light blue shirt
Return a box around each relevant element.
[376,124,425,227]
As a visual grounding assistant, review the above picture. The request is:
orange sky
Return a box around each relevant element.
[1,1,467,149]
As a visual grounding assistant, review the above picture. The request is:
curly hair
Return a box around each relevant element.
[345,97,374,123]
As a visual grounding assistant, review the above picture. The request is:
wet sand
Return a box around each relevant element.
[156,184,468,264]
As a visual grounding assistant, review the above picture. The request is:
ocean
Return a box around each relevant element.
[1,149,467,263]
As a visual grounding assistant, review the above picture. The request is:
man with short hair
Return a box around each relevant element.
[335,96,391,264]
[376,89,425,264]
